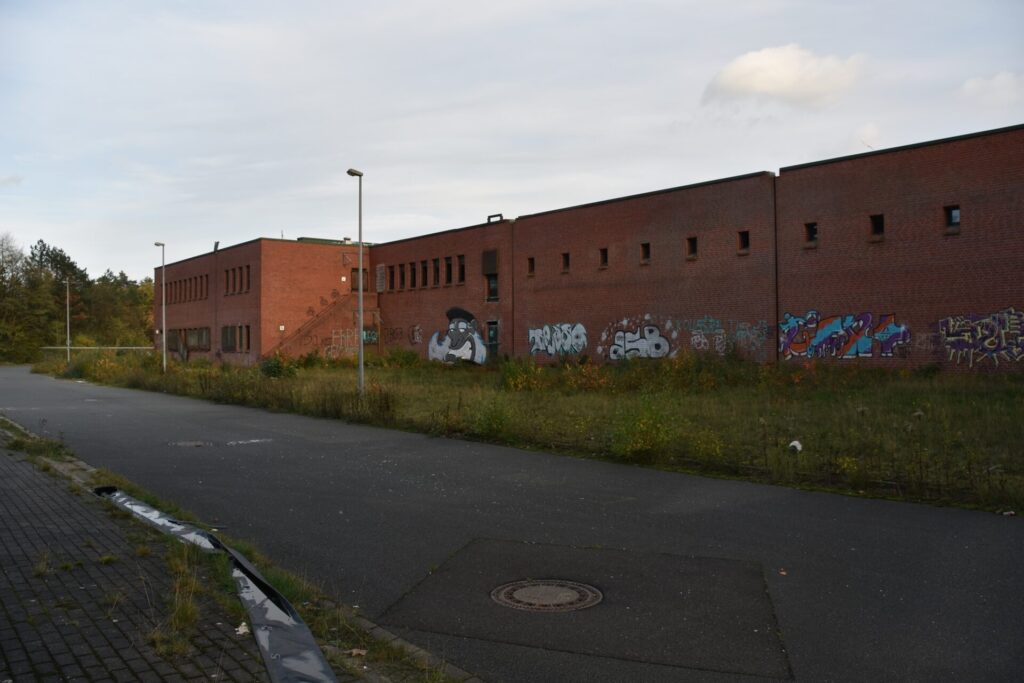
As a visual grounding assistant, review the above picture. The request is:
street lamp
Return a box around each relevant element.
[65,278,71,363]
[346,168,364,395]
[154,242,166,373]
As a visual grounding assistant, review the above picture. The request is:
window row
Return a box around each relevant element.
[525,233,751,275]
[802,205,962,246]
[166,327,210,352]
[225,265,252,295]
[165,275,209,304]
[384,254,466,292]
[221,324,252,353]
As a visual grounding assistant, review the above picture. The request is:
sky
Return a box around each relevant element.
[1,0,1021,281]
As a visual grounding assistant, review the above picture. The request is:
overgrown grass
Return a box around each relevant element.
[33,349,1024,510]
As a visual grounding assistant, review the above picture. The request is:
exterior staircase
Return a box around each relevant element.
[263,292,380,359]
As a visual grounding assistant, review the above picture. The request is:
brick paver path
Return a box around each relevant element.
[0,450,269,682]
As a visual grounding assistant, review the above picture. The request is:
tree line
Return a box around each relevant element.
[0,233,153,362]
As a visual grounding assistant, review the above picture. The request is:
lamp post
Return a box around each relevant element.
[346,168,364,395]
[154,242,166,373]
[65,278,71,363]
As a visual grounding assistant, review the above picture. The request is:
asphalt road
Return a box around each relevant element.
[1,366,1021,682]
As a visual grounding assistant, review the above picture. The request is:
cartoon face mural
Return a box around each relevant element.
[938,307,1023,367]
[779,310,911,360]
[528,323,587,356]
[428,307,487,364]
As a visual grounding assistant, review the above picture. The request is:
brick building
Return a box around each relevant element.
[154,124,1024,370]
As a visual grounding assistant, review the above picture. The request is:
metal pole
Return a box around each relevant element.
[155,242,167,373]
[347,168,365,396]
[357,174,364,395]
[65,279,70,363]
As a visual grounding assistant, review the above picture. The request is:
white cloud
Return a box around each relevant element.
[704,44,864,107]
[960,71,1024,108]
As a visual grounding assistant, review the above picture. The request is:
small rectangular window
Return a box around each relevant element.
[398,263,406,290]
[686,237,698,259]
[562,252,570,272]
[246,265,251,292]
[738,230,750,252]
[804,222,818,245]
[409,262,416,289]
[457,255,465,283]
[421,261,428,288]
[388,265,395,290]
[224,270,229,293]
[870,214,885,238]
[432,258,440,286]
[640,242,650,263]
[945,205,961,229]
[444,256,453,285]
[486,273,498,301]
[599,248,608,268]
[527,257,535,276]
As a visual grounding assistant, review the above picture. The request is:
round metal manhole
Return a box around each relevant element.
[490,579,603,613]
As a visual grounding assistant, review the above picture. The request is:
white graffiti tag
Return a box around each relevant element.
[609,325,671,360]
[528,323,588,356]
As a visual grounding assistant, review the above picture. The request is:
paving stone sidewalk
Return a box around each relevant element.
[0,449,271,683]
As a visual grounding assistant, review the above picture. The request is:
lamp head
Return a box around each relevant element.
[154,241,165,247]
[346,168,363,177]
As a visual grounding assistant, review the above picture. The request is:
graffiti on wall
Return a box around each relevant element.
[938,307,1024,367]
[409,325,423,345]
[428,307,487,364]
[594,314,770,360]
[779,310,911,360]
[528,323,588,356]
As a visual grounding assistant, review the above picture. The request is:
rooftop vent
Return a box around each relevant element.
[488,213,503,223]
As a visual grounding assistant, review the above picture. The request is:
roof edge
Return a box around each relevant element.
[779,123,1024,173]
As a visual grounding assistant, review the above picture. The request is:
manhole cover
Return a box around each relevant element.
[491,579,603,613]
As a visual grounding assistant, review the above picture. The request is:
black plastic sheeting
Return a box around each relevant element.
[94,486,337,683]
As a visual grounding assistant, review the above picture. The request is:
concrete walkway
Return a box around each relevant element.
[0,449,272,682]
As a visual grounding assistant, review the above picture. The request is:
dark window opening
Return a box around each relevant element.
[351,268,367,292]
[398,264,405,290]
[432,258,440,286]
[599,248,608,268]
[421,261,428,288]
[640,242,650,262]
[738,230,750,252]
[945,205,961,228]
[486,321,499,359]
[804,222,818,244]
[527,256,535,276]
[409,262,416,289]
[561,252,570,272]
[686,237,698,259]
[486,273,499,301]
[387,265,395,290]
[221,326,236,352]
[457,255,465,283]
[245,265,251,292]
[444,256,453,285]
[870,214,885,237]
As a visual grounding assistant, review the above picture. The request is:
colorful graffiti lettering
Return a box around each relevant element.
[779,310,911,360]
[409,324,423,345]
[938,308,1024,367]
[595,314,770,360]
[428,307,487,364]
[528,323,588,356]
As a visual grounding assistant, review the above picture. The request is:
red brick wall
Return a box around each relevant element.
[370,221,514,362]
[259,240,369,359]
[776,125,1024,370]
[511,173,777,363]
